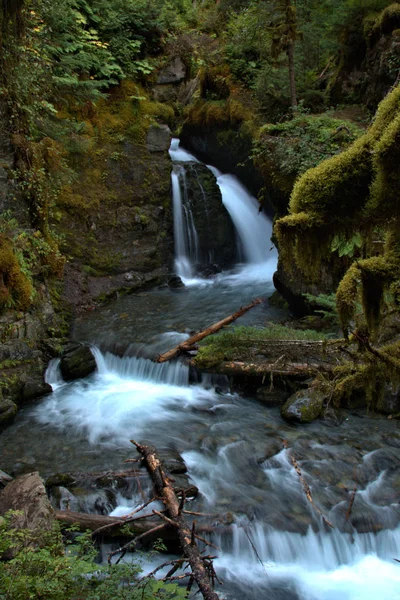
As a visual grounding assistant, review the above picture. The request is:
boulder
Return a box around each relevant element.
[168,274,185,289]
[0,472,56,552]
[0,397,17,426]
[281,388,325,423]
[20,377,52,403]
[146,124,171,153]
[156,57,186,84]
[59,343,96,381]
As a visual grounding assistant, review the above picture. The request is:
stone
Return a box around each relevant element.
[0,398,17,426]
[156,57,186,84]
[20,378,52,404]
[376,383,400,415]
[146,124,171,153]
[59,343,96,381]
[0,470,12,489]
[168,274,185,289]
[0,472,56,556]
[257,386,290,405]
[281,388,325,423]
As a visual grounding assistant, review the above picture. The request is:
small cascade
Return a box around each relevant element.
[92,347,189,386]
[44,358,64,389]
[213,523,400,600]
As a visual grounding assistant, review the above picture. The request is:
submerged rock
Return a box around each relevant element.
[281,388,325,423]
[60,343,96,381]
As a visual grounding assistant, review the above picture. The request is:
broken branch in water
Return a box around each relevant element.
[282,440,334,529]
[130,439,220,600]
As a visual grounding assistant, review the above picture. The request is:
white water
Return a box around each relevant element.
[39,349,400,599]
[169,139,277,284]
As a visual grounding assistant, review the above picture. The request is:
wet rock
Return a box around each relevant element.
[0,396,17,426]
[156,57,186,84]
[281,388,325,423]
[60,343,96,381]
[20,377,52,404]
[257,386,289,406]
[168,274,185,289]
[45,472,76,489]
[257,439,282,463]
[0,470,12,489]
[146,124,171,153]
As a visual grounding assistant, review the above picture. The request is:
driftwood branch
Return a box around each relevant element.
[282,441,334,529]
[131,439,220,600]
[155,298,262,363]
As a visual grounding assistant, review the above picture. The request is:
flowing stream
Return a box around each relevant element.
[1,142,399,599]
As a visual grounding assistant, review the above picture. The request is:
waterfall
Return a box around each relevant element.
[209,166,275,265]
[169,139,277,282]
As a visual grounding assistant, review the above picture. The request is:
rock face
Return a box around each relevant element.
[60,343,96,381]
[0,472,56,541]
[146,124,172,152]
[376,384,400,415]
[281,388,325,423]
[157,57,186,85]
[180,124,266,210]
[329,11,400,110]
[177,162,237,268]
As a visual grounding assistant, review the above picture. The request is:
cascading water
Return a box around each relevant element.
[171,165,200,278]
[1,140,399,600]
[169,138,277,283]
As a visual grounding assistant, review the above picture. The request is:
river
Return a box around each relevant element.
[0,141,399,599]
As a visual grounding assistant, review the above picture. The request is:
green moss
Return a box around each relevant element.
[195,324,329,369]
[275,84,400,334]
[0,235,33,311]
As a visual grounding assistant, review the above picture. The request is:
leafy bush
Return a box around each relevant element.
[0,512,185,600]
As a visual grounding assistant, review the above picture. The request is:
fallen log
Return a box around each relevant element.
[155,298,262,363]
[55,510,158,536]
[55,509,213,538]
[131,440,220,600]
[203,360,334,377]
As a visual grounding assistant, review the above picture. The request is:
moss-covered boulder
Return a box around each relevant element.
[280,388,325,423]
[59,343,96,381]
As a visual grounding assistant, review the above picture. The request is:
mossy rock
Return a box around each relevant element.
[280,388,325,423]
[59,343,96,381]
[0,398,18,426]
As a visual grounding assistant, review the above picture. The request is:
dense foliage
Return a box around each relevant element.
[0,512,186,600]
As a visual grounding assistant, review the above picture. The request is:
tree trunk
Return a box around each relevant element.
[156,297,262,363]
[287,40,297,109]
